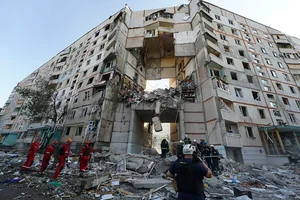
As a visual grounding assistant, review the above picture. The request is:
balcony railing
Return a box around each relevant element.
[224,133,242,148]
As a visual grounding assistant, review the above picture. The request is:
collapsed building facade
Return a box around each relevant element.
[1,0,300,165]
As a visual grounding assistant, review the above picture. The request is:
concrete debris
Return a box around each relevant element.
[0,150,300,199]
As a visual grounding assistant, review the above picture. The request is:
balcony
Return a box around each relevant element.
[274,38,290,44]
[206,40,220,53]
[278,48,296,54]
[283,58,300,64]
[224,133,243,148]
[221,109,238,123]
[207,53,223,69]
[202,17,214,29]
[204,26,217,40]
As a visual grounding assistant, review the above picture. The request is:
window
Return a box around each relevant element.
[242,62,250,70]
[258,109,265,119]
[78,82,83,89]
[268,42,273,47]
[254,59,260,64]
[283,74,290,81]
[227,58,234,65]
[282,97,290,105]
[220,34,226,40]
[83,91,90,101]
[264,34,269,38]
[93,65,99,72]
[75,126,83,136]
[231,29,238,35]
[215,15,220,20]
[267,94,274,99]
[261,79,268,84]
[290,86,296,94]
[65,127,71,135]
[247,75,253,83]
[256,38,262,43]
[239,106,248,116]
[264,86,271,91]
[83,70,87,77]
[265,58,272,65]
[258,72,266,77]
[253,29,258,34]
[296,100,300,108]
[224,45,230,52]
[235,88,243,97]
[273,110,281,117]
[104,24,110,31]
[87,77,94,85]
[210,69,220,77]
[270,101,277,108]
[289,113,297,123]
[261,48,267,54]
[256,65,262,70]
[92,40,97,46]
[235,39,241,45]
[217,24,224,30]
[273,52,278,57]
[228,19,234,25]
[239,50,245,57]
[245,127,254,138]
[90,49,94,56]
[252,54,258,58]
[103,34,107,40]
[95,31,100,37]
[230,71,238,80]
[270,70,277,77]
[97,54,102,60]
[86,59,91,65]
[276,83,283,90]
[252,91,260,101]
[278,62,284,69]
[100,44,105,50]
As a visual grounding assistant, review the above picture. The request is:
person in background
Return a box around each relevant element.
[39,140,58,174]
[192,139,200,155]
[79,140,93,176]
[167,144,212,200]
[160,138,169,158]
[184,135,191,144]
[53,138,72,179]
[177,140,184,159]
[197,139,205,154]
[210,145,221,174]
[21,138,41,171]
[202,142,212,170]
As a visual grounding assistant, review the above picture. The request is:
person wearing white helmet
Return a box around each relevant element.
[176,140,185,159]
[167,144,212,200]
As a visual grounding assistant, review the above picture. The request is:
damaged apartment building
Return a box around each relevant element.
[1,0,300,165]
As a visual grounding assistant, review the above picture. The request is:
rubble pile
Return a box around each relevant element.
[0,150,300,199]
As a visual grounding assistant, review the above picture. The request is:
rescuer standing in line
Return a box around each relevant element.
[21,138,41,171]
[79,140,93,175]
[39,140,58,174]
[53,138,72,179]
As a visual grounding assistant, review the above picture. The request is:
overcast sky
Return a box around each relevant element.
[0,0,299,107]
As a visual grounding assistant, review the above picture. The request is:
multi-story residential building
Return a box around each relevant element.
[0,0,299,164]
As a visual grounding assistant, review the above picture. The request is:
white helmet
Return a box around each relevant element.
[210,144,214,147]
[182,144,196,155]
[193,139,197,142]
[179,140,184,144]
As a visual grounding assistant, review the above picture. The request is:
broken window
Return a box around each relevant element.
[290,86,295,94]
[96,54,102,60]
[93,40,97,46]
[78,82,83,89]
[104,24,110,31]
[93,65,99,72]
[75,126,83,136]
[215,15,220,20]
[289,113,297,123]
[220,34,226,40]
[261,79,268,84]
[273,110,281,117]
[235,39,241,45]
[217,24,224,30]
[239,106,248,116]
[227,58,234,65]
[270,70,277,77]
[83,70,87,77]
[65,127,71,135]
[224,45,230,52]
[210,69,220,77]
[100,44,105,50]
[242,62,250,70]
[252,29,258,34]
[95,31,100,37]
[230,72,238,80]
[247,75,253,83]
[87,77,94,85]
[270,101,277,107]
[235,88,243,98]
[267,94,274,99]
[86,59,91,66]
[273,52,278,57]
[264,86,271,91]
[103,34,107,40]
[276,83,283,90]
[238,50,244,57]
[296,100,300,108]
[50,75,59,80]
[252,91,260,101]
[258,109,265,119]
[282,97,290,105]
[245,127,254,138]
[283,73,290,81]
[268,42,273,47]
[228,19,234,25]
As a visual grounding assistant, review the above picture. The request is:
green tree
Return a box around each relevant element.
[16,76,67,148]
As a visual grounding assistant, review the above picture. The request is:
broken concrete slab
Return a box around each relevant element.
[133,178,171,189]
[126,157,144,171]
[81,175,110,189]
[154,160,170,174]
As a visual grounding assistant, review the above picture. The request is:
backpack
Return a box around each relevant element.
[83,146,91,156]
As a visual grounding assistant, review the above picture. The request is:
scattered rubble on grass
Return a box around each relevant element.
[0,149,300,199]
